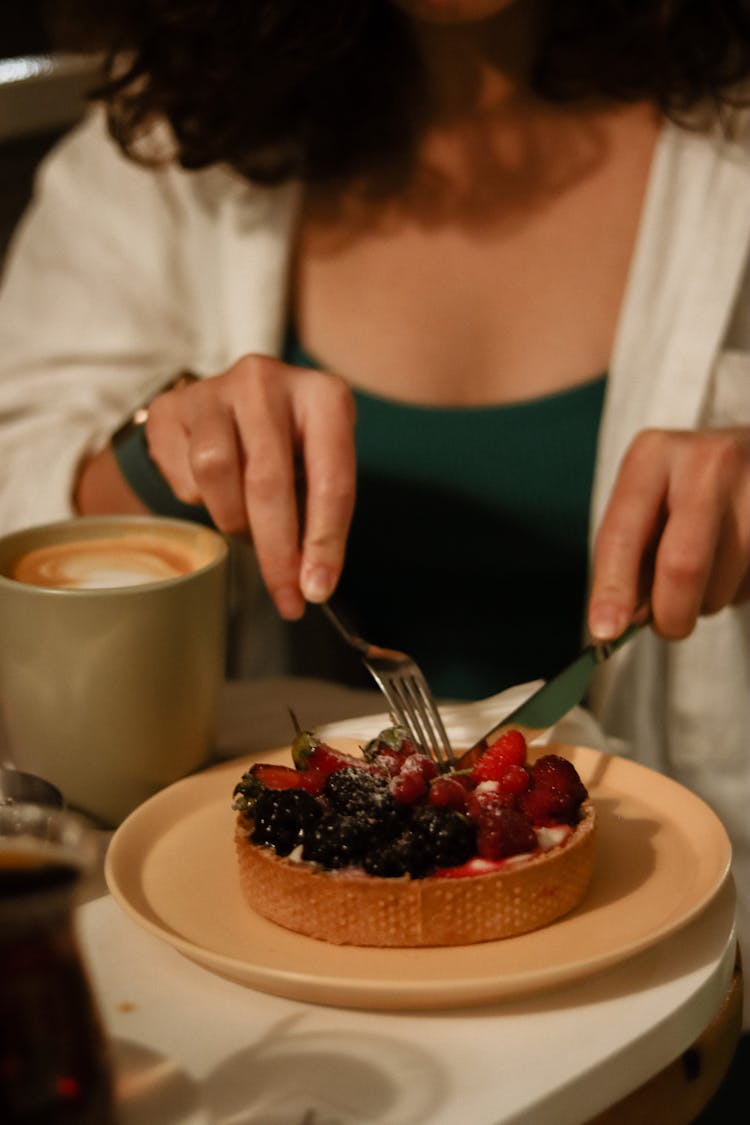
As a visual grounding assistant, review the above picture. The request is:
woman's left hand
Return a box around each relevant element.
[588,426,750,641]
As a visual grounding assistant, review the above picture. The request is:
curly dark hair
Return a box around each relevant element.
[51,1,750,186]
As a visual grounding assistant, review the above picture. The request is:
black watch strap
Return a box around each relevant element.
[113,422,213,526]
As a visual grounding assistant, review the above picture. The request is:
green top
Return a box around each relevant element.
[113,333,606,700]
[286,331,606,701]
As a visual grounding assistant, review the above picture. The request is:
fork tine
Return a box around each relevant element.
[363,661,456,768]
[378,667,453,769]
[405,671,456,769]
[321,602,456,768]
[363,666,418,744]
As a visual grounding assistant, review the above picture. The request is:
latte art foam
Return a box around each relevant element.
[13,536,196,589]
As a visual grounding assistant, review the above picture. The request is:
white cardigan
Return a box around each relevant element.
[1,110,750,1012]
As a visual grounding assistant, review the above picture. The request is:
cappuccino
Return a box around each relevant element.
[12,534,200,589]
[0,516,228,824]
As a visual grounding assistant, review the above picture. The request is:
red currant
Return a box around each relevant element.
[428,776,468,811]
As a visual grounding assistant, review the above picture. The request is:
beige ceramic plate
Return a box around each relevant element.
[104,742,731,1011]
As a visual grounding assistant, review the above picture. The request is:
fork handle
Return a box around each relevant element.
[320,602,370,656]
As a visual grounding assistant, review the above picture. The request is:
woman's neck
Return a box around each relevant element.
[405,0,545,122]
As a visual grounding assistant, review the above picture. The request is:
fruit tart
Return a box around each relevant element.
[233,726,596,947]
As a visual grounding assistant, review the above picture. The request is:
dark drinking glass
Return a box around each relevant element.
[0,802,116,1124]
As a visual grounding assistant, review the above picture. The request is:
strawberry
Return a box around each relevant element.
[291,729,364,778]
[471,729,527,785]
[296,766,328,795]
[307,743,364,777]
[232,761,308,814]
[250,763,305,790]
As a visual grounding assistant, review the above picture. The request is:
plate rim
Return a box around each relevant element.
[104,741,732,1010]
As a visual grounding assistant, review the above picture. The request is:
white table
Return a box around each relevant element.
[4,674,739,1122]
[78,879,736,1125]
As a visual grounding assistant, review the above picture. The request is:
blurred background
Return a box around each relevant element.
[0,5,95,256]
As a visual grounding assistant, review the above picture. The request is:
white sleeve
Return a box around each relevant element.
[0,109,201,533]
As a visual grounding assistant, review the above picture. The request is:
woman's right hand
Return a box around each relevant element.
[145,354,357,619]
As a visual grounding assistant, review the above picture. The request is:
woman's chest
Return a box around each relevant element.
[292,109,659,406]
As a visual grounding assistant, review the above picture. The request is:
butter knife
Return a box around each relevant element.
[455,614,647,770]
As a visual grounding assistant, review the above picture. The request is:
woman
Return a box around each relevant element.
[1,0,749,1066]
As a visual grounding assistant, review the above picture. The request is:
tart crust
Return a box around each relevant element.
[235,801,596,947]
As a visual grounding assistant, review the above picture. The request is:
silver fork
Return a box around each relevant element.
[320,603,456,769]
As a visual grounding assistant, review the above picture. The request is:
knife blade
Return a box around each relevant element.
[455,618,644,770]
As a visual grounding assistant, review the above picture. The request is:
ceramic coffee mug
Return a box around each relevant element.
[0,516,228,825]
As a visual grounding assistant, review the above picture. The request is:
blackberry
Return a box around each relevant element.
[363,832,435,879]
[246,758,477,877]
[411,806,477,869]
[323,768,390,816]
[367,790,411,840]
[361,807,477,878]
[250,788,322,857]
[323,768,408,840]
[399,833,437,878]
[303,813,372,869]
[363,839,408,878]
[232,772,262,816]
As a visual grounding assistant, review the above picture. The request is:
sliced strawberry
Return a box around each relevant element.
[296,766,328,795]
[251,763,306,790]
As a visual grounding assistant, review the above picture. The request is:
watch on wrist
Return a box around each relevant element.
[112,372,213,525]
